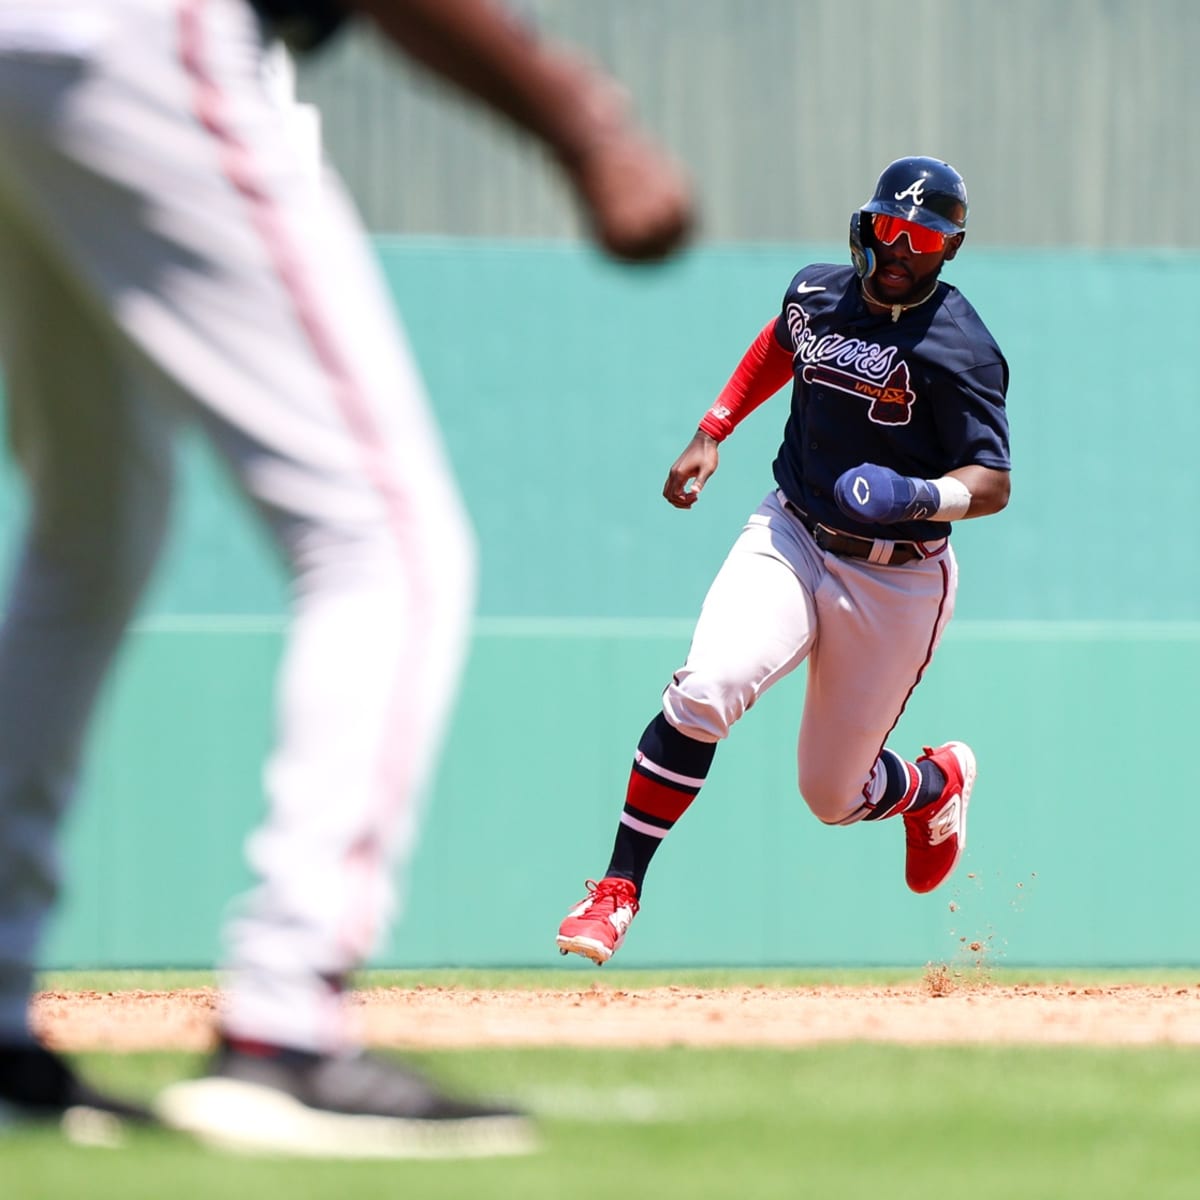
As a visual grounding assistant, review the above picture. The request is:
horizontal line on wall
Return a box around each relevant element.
[123,615,698,637]
[474,617,696,638]
[129,615,288,634]
[944,621,1200,642]
[124,616,1200,641]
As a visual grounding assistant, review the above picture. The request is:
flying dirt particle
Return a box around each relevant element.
[924,962,955,997]
[949,901,959,912]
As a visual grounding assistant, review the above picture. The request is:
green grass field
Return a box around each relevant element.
[6,970,1200,1199]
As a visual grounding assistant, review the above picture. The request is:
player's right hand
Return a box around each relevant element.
[663,430,719,508]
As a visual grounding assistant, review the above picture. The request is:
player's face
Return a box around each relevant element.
[870,215,963,302]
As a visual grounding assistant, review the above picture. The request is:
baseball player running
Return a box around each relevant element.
[557,156,1010,966]
[0,0,691,1155]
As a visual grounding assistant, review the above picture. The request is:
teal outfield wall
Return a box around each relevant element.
[9,240,1200,970]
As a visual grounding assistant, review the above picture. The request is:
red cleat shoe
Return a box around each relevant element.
[903,742,976,894]
[556,877,639,964]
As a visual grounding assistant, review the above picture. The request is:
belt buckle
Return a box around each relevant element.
[811,523,842,554]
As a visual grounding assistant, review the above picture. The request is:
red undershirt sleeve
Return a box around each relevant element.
[697,320,794,442]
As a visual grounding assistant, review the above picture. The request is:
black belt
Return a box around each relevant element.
[781,497,938,566]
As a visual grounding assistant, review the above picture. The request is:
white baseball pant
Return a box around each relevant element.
[0,0,475,1051]
[662,489,957,823]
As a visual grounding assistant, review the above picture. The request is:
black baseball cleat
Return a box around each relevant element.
[155,1038,537,1159]
[0,1042,154,1146]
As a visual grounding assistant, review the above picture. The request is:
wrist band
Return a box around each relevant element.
[932,476,972,520]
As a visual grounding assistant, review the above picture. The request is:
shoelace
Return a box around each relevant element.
[583,878,639,916]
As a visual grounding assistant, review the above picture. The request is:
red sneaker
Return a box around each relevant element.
[903,742,976,894]
[556,877,640,964]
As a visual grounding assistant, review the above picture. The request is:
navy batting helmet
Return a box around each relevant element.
[850,156,968,278]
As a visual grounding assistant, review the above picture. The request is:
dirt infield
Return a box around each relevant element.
[31,975,1200,1051]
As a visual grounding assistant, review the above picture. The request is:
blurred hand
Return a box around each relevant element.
[568,130,694,262]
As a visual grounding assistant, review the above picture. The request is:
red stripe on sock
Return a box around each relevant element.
[625,769,697,823]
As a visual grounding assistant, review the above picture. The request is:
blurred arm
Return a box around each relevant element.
[341,0,694,259]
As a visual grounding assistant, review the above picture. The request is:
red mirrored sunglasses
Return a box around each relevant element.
[871,213,951,254]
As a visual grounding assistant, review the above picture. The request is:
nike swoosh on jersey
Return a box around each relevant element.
[795,282,826,294]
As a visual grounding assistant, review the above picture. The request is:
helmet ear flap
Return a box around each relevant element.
[849,211,875,278]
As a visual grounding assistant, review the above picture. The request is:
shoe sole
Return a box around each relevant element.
[555,934,613,964]
[155,1078,538,1160]
[948,739,976,844]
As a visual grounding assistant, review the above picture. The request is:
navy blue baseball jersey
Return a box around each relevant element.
[771,262,1010,543]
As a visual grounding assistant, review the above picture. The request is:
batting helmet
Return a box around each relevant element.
[850,156,968,278]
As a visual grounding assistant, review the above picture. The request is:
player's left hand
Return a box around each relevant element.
[833,463,939,524]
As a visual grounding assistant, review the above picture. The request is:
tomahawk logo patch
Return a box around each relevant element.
[802,360,916,426]
[784,300,919,426]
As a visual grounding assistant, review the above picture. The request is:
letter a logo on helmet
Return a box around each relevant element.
[894,178,926,205]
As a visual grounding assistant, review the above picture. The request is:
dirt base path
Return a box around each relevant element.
[31,978,1200,1051]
